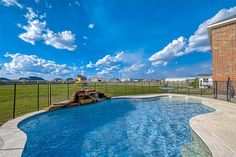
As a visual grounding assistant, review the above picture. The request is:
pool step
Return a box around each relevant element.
[181,141,212,157]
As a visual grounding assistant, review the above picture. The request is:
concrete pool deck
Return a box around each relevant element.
[0,94,236,157]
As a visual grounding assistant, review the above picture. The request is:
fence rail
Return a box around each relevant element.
[0,80,235,124]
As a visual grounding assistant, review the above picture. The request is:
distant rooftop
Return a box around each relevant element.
[197,73,212,77]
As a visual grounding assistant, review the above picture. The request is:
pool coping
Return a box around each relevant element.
[0,94,236,157]
[0,110,46,157]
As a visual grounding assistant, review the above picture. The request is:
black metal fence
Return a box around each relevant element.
[0,80,235,124]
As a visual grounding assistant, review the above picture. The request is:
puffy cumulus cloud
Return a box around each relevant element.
[96,51,124,66]
[86,61,96,68]
[18,20,46,45]
[149,7,236,67]
[186,6,236,53]
[120,63,145,73]
[75,1,80,7]
[149,37,186,66]
[45,1,52,8]
[152,60,168,66]
[146,68,155,74]
[43,30,77,51]
[18,7,77,51]
[1,0,23,8]
[97,65,120,76]
[24,7,38,20]
[88,52,125,76]
[88,23,95,29]
[3,52,78,78]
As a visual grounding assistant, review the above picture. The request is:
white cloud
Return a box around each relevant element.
[35,0,40,4]
[18,19,46,45]
[121,63,145,73]
[45,1,52,8]
[97,65,119,76]
[149,36,186,66]
[2,52,78,78]
[18,7,77,51]
[149,7,236,66]
[146,68,155,74]
[24,7,38,21]
[186,6,236,53]
[1,0,23,8]
[43,29,77,51]
[75,0,80,7]
[88,23,95,29]
[96,51,124,66]
[152,60,168,66]
[86,61,96,68]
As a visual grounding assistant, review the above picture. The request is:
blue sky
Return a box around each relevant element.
[0,0,236,80]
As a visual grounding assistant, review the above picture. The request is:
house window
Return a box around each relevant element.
[203,78,208,82]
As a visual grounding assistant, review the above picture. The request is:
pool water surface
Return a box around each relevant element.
[18,97,214,157]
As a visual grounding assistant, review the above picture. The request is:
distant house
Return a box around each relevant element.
[197,74,213,88]
[53,78,64,83]
[88,77,106,82]
[76,75,87,83]
[165,77,195,82]
[18,76,44,82]
[0,77,10,82]
[120,78,130,82]
[19,77,29,81]
[110,78,120,82]
[65,78,74,83]
[28,76,45,81]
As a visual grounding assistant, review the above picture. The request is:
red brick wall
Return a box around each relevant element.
[211,23,236,81]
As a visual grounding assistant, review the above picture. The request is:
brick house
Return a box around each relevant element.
[208,15,236,81]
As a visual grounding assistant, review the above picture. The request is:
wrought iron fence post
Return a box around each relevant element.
[105,82,107,93]
[115,82,117,96]
[156,81,158,93]
[13,83,16,119]
[166,81,168,93]
[229,80,232,102]
[177,81,179,94]
[67,82,70,100]
[200,80,203,97]
[37,82,39,111]
[48,82,50,106]
[125,81,128,95]
[142,81,144,94]
[148,81,150,94]
[227,78,231,102]
[214,81,218,99]
[49,82,52,106]
[133,82,135,95]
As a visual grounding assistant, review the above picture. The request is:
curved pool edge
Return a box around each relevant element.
[0,110,46,157]
[1,94,236,157]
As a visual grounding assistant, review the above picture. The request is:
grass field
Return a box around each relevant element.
[0,82,213,124]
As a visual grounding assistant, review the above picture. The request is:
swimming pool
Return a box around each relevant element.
[18,96,214,157]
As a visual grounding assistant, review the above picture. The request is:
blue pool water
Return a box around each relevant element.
[18,97,214,157]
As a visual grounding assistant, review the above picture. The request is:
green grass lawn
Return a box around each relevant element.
[0,83,213,124]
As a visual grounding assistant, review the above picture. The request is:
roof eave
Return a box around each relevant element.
[207,17,236,44]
